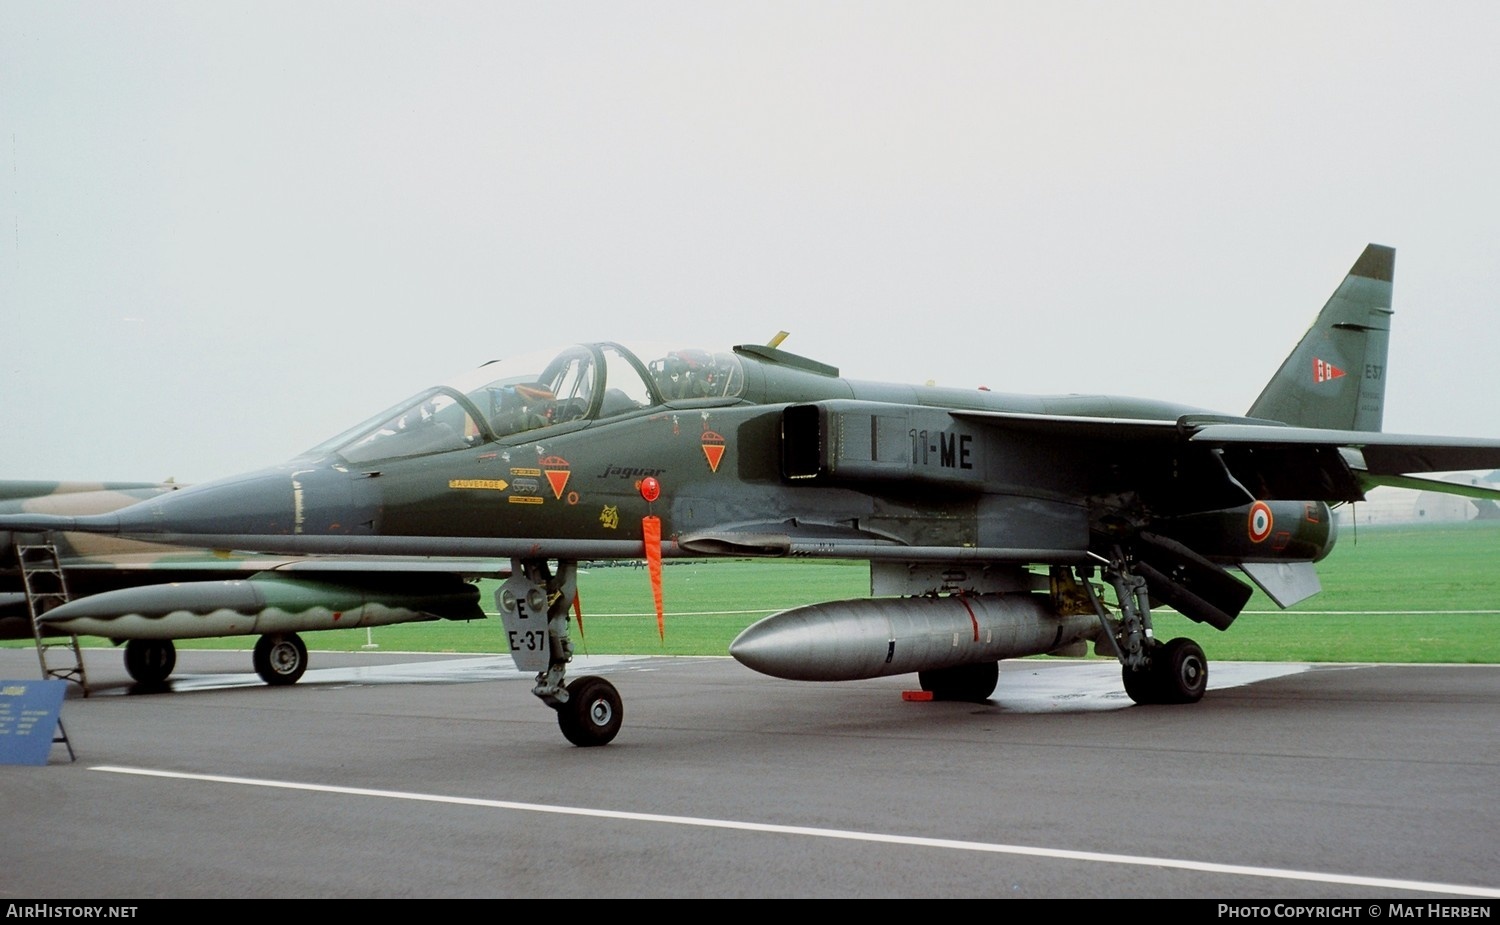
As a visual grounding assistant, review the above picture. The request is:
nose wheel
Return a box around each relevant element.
[556,676,623,747]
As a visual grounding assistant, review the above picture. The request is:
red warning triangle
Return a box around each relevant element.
[540,455,571,499]
[701,430,726,473]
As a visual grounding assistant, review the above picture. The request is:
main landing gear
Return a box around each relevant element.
[1083,548,1209,705]
[1120,636,1208,704]
[498,558,623,746]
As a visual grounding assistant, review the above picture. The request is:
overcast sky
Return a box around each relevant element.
[3,2,1498,484]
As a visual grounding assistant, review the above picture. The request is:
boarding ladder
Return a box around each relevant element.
[18,543,90,697]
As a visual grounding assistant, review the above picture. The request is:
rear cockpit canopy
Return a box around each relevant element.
[306,343,745,464]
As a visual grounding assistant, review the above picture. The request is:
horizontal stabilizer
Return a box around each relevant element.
[1354,472,1500,501]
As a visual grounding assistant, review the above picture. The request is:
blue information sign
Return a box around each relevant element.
[0,679,68,766]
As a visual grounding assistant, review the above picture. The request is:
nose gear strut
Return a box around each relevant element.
[497,558,623,746]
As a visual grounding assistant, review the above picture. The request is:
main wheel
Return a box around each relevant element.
[124,639,176,685]
[1122,638,1165,704]
[918,661,1000,702]
[1121,661,1162,704]
[1157,637,1208,704]
[253,633,308,686]
[557,676,622,747]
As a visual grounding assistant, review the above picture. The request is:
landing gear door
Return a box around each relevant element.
[497,573,550,672]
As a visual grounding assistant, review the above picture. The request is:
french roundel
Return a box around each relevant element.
[1248,501,1273,543]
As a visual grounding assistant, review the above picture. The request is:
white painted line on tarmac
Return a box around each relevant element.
[1242,609,1500,615]
[90,765,1500,898]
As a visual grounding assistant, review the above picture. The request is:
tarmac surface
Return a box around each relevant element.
[2,646,1498,899]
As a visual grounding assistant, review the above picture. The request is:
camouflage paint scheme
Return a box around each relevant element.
[1,481,498,685]
[6,245,1500,745]
[0,480,267,638]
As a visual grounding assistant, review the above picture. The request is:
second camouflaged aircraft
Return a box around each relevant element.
[1,480,504,685]
[6,244,1500,746]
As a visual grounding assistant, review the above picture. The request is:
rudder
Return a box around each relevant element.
[1247,244,1394,432]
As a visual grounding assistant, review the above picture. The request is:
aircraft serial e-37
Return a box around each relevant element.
[5,243,1500,746]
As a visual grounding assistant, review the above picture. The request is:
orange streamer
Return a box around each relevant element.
[642,515,664,641]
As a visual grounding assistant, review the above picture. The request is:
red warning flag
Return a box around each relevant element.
[1313,358,1346,383]
[642,515,665,641]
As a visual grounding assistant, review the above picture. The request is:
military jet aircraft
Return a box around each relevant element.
[5,244,1500,746]
[1,480,501,685]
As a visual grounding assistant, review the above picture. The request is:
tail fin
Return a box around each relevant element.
[1248,244,1394,432]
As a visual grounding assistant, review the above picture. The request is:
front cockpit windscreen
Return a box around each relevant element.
[308,343,745,465]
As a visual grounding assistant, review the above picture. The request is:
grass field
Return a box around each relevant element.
[11,520,1500,663]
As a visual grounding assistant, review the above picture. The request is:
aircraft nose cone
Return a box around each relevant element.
[109,464,369,537]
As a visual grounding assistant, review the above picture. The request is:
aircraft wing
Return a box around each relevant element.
[675,520,1088,563]
[951,410,1500,505]
[51,551,511,578]
[1189,423,1500,477]
[1188,423,1500,499]
[950,410,1500,473]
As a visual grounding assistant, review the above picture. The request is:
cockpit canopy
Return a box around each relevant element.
[307,343,746,465]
